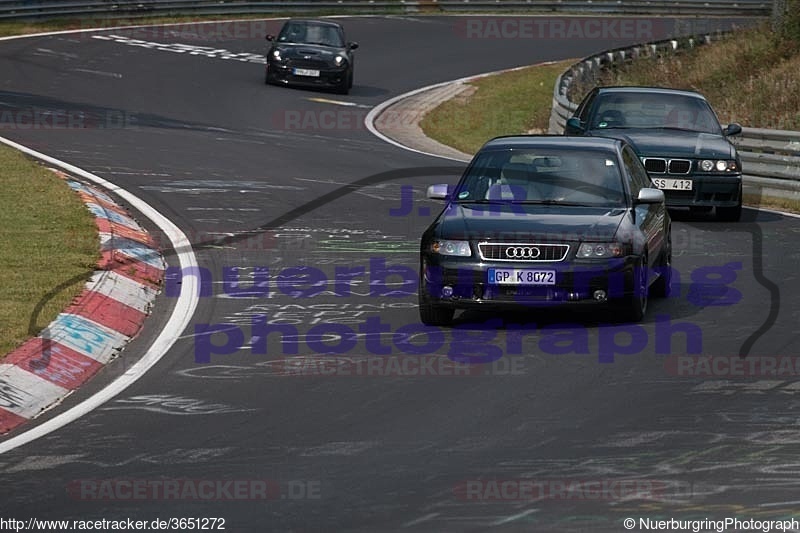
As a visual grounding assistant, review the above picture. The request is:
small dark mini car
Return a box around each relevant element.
[419,136,672,325]
[265,19,358,94]
[565,86,743,221]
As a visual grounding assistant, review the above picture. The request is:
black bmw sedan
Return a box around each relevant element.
[419,136,672,325]
[565,86,743,221]
[265,19,358,94]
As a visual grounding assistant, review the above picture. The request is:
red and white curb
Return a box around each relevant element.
[0,170,165,434]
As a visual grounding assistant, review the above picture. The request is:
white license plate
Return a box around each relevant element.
[293,68,320,77]
[488,269,555,285]
[652,178,693,191]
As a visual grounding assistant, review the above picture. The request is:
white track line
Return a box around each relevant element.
[364,63,553,163]
[0,136,199,454]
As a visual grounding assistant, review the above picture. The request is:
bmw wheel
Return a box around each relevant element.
[716,184,743,221]
[716,202,742,222]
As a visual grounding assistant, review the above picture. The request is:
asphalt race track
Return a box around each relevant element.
[1,14,799,532]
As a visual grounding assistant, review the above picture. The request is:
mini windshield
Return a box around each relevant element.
[454,148,626,207]
[277,22,345,47]
[590,92,722,134]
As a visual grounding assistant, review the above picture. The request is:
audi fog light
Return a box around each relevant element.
[593,290,607,301]
[432,240,471,257]
[577,242,624,259]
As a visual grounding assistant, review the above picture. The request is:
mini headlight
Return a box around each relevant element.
[577,242,624,259]
[700,160,714,172]
[432,240,471,257]
[334,55,346,66]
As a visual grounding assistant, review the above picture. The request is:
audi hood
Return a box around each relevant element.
[428,203,626,243]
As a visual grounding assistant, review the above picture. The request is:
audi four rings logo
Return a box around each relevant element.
[505,246,541,258]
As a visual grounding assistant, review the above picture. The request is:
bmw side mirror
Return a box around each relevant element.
[565,117,585,135]
[427,184,450,200]
[348,42,359,50]
[265,34,274,41]
[723,123,742,136]
[637,188,665,204]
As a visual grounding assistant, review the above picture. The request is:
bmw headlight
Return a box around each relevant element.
[576,242,625,259]
[700,159,737,172]
[334,55,346,66]
[431,240,471,257]
[272,50,282,61]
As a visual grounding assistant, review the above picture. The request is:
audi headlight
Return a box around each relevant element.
[431,240,471,257]
[272,50,282,61]
[700,159,736,172]
[576,242,625,259]
[334,55,346,66]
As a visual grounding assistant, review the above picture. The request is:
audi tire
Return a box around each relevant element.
[622,255,648,322]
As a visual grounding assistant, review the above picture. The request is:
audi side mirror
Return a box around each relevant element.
[637,188,665,204]
[427,184,450,200]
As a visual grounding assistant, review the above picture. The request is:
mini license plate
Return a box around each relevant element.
[293,68,320,77]
[652,178,693,190]
[488,268,556,285]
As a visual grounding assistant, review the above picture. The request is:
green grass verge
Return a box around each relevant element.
[419,60,575,155]
[0,145,99,358]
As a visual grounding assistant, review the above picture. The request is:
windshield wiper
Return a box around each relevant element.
[641,126,703,133]
[455,199,507,204]
[511,200,596,207]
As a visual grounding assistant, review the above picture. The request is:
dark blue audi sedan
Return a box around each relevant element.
[419,135,672,325]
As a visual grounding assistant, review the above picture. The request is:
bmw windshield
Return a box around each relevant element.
[589,92,723,134]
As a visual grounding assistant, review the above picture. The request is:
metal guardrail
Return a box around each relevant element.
[548,34,800,198]
[0,0,772,21]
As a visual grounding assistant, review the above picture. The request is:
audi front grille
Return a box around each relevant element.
[478,243,569,262]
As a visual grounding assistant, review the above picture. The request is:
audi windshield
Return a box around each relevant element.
[453,148,626,208]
